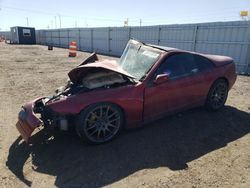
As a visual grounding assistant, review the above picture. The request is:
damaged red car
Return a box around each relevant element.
[16,39,237,144]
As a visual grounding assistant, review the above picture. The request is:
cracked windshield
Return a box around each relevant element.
[117,40,163,80]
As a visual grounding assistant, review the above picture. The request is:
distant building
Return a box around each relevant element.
[10,26,36,44]
[0,31,11,40]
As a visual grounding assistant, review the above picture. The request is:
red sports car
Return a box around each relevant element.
[16,39,237,144]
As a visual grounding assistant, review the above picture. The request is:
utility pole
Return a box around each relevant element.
[85,20,88,27]
[124,18,129,27]
[75,20,77,28]
[140,19,142,27]
[26,17,29,27]
[55,16,57,29]
[58,14,62,28]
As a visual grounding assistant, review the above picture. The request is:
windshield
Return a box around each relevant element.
[117,40,163,80]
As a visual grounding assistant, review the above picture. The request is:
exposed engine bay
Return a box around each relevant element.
[32,53,135,132]
[54,68,133,98]
[82,70,126,89]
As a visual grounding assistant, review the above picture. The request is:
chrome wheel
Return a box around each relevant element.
[76,103,123,144]
[206,79,228,110]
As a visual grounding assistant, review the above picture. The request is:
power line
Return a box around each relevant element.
[0,5,247,29]
[2,6,56,16]
[1,6,126,22]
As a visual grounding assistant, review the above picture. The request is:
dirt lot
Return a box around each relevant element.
[0,42,249,188]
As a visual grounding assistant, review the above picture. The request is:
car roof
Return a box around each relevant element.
[133,39,232,63]
[130,39,179,52]
[145,43,180,52]
[148,44,232,62]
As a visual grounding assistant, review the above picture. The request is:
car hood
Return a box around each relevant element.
[68,59,135,84]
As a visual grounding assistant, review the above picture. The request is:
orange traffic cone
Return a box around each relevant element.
[69,41,77,57]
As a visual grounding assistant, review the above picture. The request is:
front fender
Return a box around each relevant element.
[46,85,144,128]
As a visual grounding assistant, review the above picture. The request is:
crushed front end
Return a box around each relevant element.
[16,52,136,142]
[16,98,44,142]
[16,95,75,142]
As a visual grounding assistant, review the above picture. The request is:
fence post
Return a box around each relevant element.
[78,29,81,51]
[91,28,94,52]
[37,30,40,44]
[108,27,112,54]
[67,29,70,48]
[192,25,198,52]
[46,30,48,45]
[128,27,131,39]
[246,21,250,75]
[58,29,61,47]
[39,30,41,44]
[158,25,161,45]
[43,30,45,45]
[51,30,53,46]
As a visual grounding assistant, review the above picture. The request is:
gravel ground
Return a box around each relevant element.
[0,42,249,188]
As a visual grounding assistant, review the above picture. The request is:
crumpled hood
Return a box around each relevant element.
[68,59,135,84]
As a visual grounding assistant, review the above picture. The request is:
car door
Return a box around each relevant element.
[143,52,210,122]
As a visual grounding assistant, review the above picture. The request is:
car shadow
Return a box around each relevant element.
[6,106,250,187]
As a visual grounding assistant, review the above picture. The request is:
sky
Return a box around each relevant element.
[0,0,250,31]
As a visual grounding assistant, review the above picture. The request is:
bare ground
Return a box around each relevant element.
[0,42,249,188]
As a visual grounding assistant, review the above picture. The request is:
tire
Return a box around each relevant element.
[75,102,124,144]
[205,79,228,111]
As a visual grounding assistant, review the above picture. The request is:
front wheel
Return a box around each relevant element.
[76,103,124,144]
[206,79,228,111]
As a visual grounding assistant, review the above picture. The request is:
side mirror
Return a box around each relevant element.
[154,73,170,85]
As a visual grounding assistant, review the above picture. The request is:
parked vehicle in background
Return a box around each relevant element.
[16,39,237,144]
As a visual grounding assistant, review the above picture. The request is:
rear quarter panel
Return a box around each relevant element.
[211,62,237,90]
[201,61,236,103]
[223,62,237,89]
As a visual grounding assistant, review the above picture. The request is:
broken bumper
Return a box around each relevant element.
[16,98,44,142]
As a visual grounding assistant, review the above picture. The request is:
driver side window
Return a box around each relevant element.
[156,53,194,79]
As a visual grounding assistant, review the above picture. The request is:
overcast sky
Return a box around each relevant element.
[0,0,249,30]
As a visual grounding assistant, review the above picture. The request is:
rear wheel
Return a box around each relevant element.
[76,103,124,144]
[206,79,228,111]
